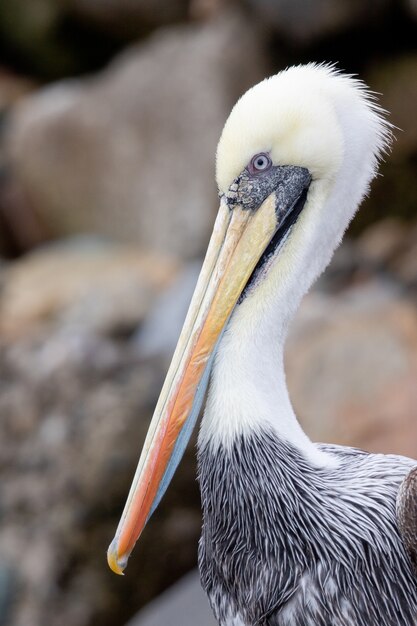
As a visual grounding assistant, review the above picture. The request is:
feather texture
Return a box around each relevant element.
[198,432,417,625]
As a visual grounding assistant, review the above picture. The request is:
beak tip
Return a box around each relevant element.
[107,538,128,576]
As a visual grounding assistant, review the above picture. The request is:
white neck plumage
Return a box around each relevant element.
[199,175,364,465]
[199,298,314,455]
[198,235,328,465]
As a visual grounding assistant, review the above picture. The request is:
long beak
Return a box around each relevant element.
[107,170,308,574]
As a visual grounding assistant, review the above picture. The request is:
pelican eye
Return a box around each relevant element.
[249,153,272,175]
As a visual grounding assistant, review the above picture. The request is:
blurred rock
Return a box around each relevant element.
[0,0,127,78]
[367,55,417,161]
[0,174,48,257]
[0,565,15,626]
[0,0,87,78]
[315,239,363,292]
[406,0,417,21]
[0,328,198,626]
[245,0,389,44]
[7,10,266,259]
[0,68,36,111]
[189,0,225,21]
[288,281,417,458]
[68,0,190,40]
[356,218,408,267]
[133,260,201,358]
[391,221,417,290]
[0,236,178,338]
[0,71,43,257]
[127,570,215,626]
[0,0,63,74]
[357,164,417,233]
[0,238,200,626]
[354,218,417,292]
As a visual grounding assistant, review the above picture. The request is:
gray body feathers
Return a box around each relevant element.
[198,430,417,626]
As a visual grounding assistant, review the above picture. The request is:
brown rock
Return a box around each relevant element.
[390,221,417,289]
[7,10,266,259]
[355,219,417,291]
[367,55,417,161]
[0,70,41,257]
[0,68,36,110]
[356,218,408,267]
[393,244,417,289]
[287,282,417,458]
[0,237,178,338]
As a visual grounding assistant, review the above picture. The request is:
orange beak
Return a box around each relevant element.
[107,186,296,575]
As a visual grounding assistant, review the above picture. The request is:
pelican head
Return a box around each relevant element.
[107,64,390,575]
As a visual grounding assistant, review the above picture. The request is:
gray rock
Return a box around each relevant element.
[0,565,15,626]
[0,312,200,626]
[126,570,216,626]
[134,259,202,358]
[7,9,266,259]
[245,0,389,44]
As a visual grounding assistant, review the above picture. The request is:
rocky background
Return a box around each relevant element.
[0,1,416,625]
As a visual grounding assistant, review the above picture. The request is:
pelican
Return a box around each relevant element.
[107,64,417,625]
